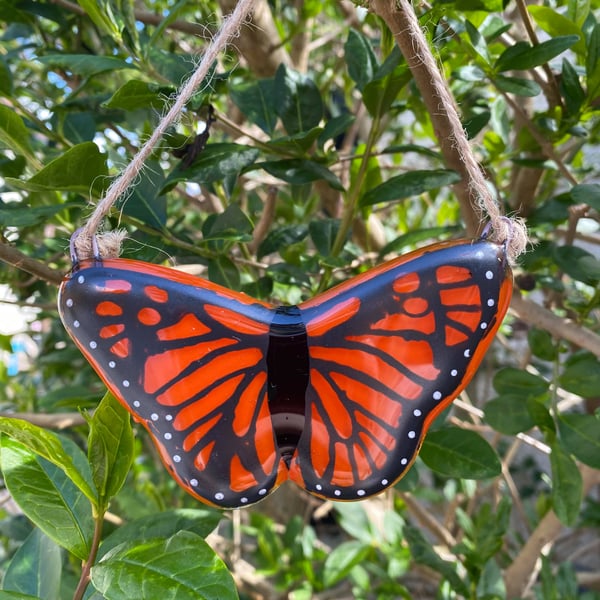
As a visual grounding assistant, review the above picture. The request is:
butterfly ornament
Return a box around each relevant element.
[58,231,512,508]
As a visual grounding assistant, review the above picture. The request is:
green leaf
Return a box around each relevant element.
[586,25,600,97]
[528,327,558,361]
[359,169,461,207]
[494,74,541,96]
[274,64,323,135]
[73,0,122,43]
[309,218,340,256]
[265,127,323,155]
[208,255,241,290]
[0,104,34,161]
[88,392,134,508]
[527,400,555,436]
[266,262,311,287]
[0,54,13,96]
[560,59,585,115]
[257,225,309,259]
[362,60,410,118]
[459,0,503,11]
[476,559,506,599]
[2,529,62,600]
[550,442,582,526]
[0,438,94,560]
[567,0,590,27]
[403,523,469,596]
[345,29,379,91]
[420,427,501,479]
[493,367,549,397]
[334,503,373,545]
[0,417,96,502]
[554,245,600,285]
[484,395,536,435]
[495,36,580,72]
[0,202,80,227]
[323,541,371,587]
[571,183,600,211]
[118,159,166,229]
[260,159,343,190]
[104,80,172,111]
[147,47,197,87]
[37,54,136,78]
[7,142,108,196]
[318,113,355,147]
[97,509,223,561]
[379,226,460,257]
[558,413,600,468]
[162,143,259,191]
[230,78,278,135]
[528,6,585,55]
[202,204,253,241]
[91,531,238,600]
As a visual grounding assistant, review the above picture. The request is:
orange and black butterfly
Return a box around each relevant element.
[58,236,512,508]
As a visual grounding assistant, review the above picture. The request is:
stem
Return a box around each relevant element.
[316,115,382,293]
[73,511,104,600]
[0,241,65,286]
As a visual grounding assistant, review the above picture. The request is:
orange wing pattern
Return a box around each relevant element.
[288,239,512,499]
[59,259,285,507]
[58,238,512,508]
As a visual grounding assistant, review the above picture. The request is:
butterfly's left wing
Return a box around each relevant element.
[59,258,285,508]
[288,239,512,500]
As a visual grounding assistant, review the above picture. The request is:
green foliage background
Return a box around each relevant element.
[0,0,600,598]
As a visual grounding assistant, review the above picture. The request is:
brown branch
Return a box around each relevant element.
[504,464,600,598]
[511,291,600,357]
[218,0,290,77]
[0,241,65,286]
[248,186,277,255]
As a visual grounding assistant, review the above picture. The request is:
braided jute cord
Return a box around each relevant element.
[372,0,527,262]
[73,0,257,260]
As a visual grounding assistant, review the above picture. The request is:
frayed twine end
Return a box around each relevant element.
[72,229,127,262]
[486,216,528,263]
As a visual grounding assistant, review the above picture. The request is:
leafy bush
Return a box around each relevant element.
[0,1,599,599]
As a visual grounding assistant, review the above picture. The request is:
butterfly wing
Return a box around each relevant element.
[58,258,285,508]
[288,239,512,500]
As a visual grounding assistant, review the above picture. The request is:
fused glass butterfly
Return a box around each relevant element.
[58,235,512,508]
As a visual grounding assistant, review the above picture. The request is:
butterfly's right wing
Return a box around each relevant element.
[290,239,512,501]
[59,258,285,508]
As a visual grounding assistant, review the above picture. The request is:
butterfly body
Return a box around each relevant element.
[59,238,512,508]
